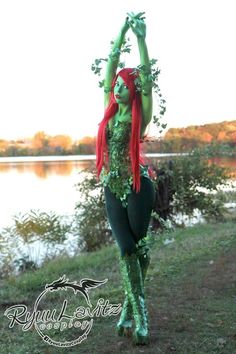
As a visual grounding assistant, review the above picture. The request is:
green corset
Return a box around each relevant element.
[100,120,150,206]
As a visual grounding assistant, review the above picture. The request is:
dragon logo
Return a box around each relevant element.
[45,275,107,307]
[4,275,122,348]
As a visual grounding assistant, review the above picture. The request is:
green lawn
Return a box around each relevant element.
[0,221,236,354]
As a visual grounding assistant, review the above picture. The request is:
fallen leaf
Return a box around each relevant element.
[216,337,227,348]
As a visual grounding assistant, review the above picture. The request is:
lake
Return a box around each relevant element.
[0,154,235,231]
[0,156,96,230]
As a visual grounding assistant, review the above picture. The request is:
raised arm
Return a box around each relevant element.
[104,19,129,107]
[128,13,153,135]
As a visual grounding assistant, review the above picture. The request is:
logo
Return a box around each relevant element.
[4,275,122,347]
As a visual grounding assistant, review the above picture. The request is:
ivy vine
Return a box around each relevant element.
[91,38,167,134]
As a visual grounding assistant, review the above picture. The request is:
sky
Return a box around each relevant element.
[0,0,236,141]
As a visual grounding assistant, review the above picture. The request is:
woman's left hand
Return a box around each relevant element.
[127,12,146,38]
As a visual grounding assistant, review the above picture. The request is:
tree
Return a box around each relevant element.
[48,135,72,154]
[31,131,49,152]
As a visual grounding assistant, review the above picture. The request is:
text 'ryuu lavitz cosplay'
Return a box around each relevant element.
[96,12,159,345]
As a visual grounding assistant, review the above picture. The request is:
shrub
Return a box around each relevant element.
[12,210,70,244]
[151,149,229,225]
[0,227,16,277]
[74,170,113,252]
[0,210,72,276]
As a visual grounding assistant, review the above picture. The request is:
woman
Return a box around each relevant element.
[96,13,155,345]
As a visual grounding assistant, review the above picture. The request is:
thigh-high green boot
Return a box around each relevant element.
[119,252,149,345]
[116,246,150,337]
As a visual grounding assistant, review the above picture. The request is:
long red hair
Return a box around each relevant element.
[96,68,143,192]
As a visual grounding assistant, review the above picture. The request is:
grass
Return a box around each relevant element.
[0,221,236,354]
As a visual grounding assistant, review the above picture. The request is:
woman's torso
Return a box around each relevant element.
[100,117,151,206]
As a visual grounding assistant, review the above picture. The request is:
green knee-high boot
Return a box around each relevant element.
[119,252,149,345]
[116,248,150,337]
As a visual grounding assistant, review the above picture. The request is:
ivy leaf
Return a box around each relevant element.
[95,59,101,66]
[118,62,125,69]
[150,58,158,65]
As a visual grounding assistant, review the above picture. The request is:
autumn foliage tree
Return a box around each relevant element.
[31,131,49,153]
[48,135,72,154]
[74,136,96,155]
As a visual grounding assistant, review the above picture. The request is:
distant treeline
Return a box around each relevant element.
[0,120,236,157]
[143,120,236,155]
[0,132,96,157]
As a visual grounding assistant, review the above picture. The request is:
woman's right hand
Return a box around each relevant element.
[121,16,130,35]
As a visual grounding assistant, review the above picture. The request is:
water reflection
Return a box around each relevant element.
[209,157,236,178]
[0,160,96,179]
[0,164,11,173]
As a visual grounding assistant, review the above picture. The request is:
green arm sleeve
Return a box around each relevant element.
[137,36,153,135]
[104,21,129,107]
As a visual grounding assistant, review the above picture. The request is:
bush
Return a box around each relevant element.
[74,170,113,252]
[12,210,70,244]
[151,149,229,225]
[0,227,16,277]
[0,210,72,276]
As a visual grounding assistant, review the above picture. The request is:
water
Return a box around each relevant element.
[0,156,96,230]
[0,154,236,230]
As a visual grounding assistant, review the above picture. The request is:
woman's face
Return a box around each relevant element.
[114,76,130,104]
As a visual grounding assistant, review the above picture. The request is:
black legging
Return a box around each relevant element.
[104,177,156,256]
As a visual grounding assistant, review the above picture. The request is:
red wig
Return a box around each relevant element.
[96,68,143,192]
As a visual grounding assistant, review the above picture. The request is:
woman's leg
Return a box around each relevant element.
[104,180,155,344]
[123,177,155,344]
[104,186,136,335]
[127,177,155,290]
[127,177,155,243]
[104,186,137,256]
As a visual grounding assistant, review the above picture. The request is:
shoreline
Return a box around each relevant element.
[0,153,188,164]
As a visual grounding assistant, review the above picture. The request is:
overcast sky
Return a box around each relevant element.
[0,0,236,140]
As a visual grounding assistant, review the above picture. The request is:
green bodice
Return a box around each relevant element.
[100,120,150,206]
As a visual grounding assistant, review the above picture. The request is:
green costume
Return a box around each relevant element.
[101,120,151,207]
[97,12,155,345]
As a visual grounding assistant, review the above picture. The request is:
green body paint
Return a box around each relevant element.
[113,76,130,104]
